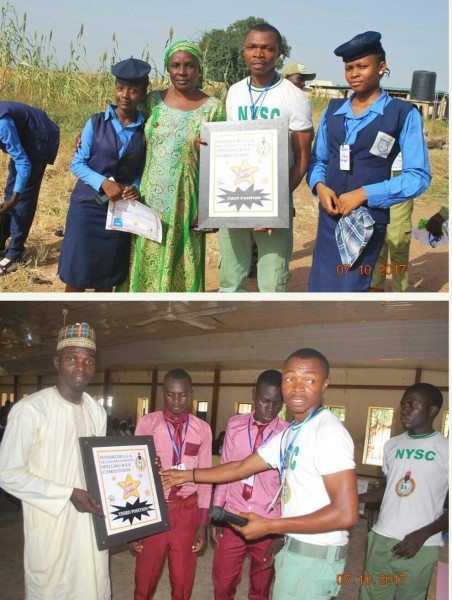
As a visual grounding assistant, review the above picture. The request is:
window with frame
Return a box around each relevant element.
[324,405,346,422]
[96,395,113,407]
[2,392,15,404]
[237,403,252,415]
[278,404,288,421]
[363,407,394,466]
[442,411,449,438]
[196,401,208,421]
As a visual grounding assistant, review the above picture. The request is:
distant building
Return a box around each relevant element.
[304,81,448,120]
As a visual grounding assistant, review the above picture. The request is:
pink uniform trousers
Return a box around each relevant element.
[134,502,199,600]
[212,525,275,599]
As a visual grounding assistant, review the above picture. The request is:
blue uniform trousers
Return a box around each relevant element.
[1,158,47,260]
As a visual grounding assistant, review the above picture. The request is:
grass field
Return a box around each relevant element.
[0,3,448,292]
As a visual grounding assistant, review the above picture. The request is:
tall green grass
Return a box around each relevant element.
[0,3,159,134]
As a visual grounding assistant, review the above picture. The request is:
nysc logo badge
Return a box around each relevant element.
[135,452,146,471]
[395,470,415,497]
[282,479,292,504]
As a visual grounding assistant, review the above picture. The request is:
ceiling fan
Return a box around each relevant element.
[0,322,47,348]
[131,302,237,331]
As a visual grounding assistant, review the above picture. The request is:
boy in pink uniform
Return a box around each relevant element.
[130,368,212,600]
[211,370,288,599]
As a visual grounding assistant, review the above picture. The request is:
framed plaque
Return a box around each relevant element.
[79,436,169,549]
[198,119,290,229]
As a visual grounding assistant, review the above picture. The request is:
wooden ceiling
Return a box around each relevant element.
[0,300,448,375]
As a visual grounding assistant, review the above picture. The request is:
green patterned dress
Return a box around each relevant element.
[119,91,225,292]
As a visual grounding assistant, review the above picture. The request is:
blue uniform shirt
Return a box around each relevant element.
[308,92,431,209]
[0,116,32,194]
[71,105,145,192]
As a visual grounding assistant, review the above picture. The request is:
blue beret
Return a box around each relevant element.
[111,58,151,85]
[334,31,384,62]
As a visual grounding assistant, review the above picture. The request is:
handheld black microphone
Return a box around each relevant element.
[209,505,249,527]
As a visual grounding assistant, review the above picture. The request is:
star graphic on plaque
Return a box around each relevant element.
[118,473,141,500]
[231,159,259,185]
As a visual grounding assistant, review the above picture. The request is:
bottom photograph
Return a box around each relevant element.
[0,300,448,600]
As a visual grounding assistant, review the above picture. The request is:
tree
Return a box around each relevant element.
[198,17,291,88]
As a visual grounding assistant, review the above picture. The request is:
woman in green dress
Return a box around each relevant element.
[119,41,225,292]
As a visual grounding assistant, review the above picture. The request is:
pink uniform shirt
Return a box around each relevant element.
[213,412,289,517]
[136,411,212,511]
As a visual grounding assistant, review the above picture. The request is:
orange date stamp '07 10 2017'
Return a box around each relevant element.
[336,573,408,586]
[335,264,408,276]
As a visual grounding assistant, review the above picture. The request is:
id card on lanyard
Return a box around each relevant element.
[341,109,372,171]
[165,418,189,469]
[241,417,279,487]
[340,144,350,171]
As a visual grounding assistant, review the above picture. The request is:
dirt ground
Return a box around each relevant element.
[204,183,449,294]
[0,180,448,294]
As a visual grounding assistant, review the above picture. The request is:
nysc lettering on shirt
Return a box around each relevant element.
[238,106,282,120]
[395,448,436,461]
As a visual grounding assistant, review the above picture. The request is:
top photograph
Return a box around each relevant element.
[0,0,448,294]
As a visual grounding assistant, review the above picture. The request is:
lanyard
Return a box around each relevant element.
[165,417,189,465]
[247,415,279,453]
[279,406,324,479]
[247,72,279,120]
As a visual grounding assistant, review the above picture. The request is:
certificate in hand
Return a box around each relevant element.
[198,119,289,229]
[79,436,169,549]
[106,199,163,243]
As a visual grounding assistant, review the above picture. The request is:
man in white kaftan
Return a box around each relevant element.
[0,322,110,600]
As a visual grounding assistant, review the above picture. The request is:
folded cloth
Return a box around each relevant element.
[335,207,375,266]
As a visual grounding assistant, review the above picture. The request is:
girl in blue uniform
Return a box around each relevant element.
[58,58,150,292]
[307,31,431,292]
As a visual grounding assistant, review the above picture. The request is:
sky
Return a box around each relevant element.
[6,0,450,91]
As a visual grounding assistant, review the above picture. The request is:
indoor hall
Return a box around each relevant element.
[0,300,448,599]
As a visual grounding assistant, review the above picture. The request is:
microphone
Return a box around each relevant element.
[209,506,249,527]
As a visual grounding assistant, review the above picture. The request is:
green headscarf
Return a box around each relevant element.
[164,40,203,71]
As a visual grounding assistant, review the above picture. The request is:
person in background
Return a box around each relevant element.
[107,416,121,435]
[218,23,313,293]
[118,41,225,293]
[369,152,415,292]
[119,420,132,435]
[162,348,358,600]
[359,383,448,600]
[212,430,226,456]
[130,368,212,600]
[211,369,288,599]
[58,58,150,292]
[0,323,110,599]
[307,31,431,292]
[0,101,59,275]
[0,409,7,442]
[281,62,316,91]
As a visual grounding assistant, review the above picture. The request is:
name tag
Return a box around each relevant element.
[340,144,350,170]
[172,463,186,470]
